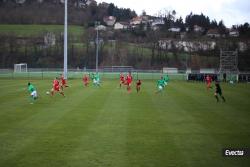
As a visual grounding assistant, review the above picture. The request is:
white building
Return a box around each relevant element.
[95,25,107,31]
[103,16,116,26]
[193,25,203,32]
[207,29,220,38]
[114,22,129,30]
[168,27,181,32]
[86,0,96,6]
[130,16,142,25]
[229,30,239,37]
[151,18,164,26]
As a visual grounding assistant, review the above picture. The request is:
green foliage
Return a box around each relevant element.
[185,12,210,31]
[237,23,250,38]
[0,24,85,37]
[107,3,136,21]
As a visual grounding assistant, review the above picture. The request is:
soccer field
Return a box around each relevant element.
[0,79,249,167]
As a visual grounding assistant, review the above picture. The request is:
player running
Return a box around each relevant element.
[90,73,95,82]
[214,80,225,102]
[205,75,212,90]
[60,74,68,90]
[93,73,101,87]
[119,73,125,88]
[156,77,165,93]
[125,72,133,93]
[136,79,142,93]
[163,75,169,86]
[83,74,89,87]
[51,77,65,97]
[27,82,38,104]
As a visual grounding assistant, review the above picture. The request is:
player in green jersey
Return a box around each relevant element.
[27,82,38,104]
[156,77,165,93]
[93,73,101,87]
[163,75,169,86]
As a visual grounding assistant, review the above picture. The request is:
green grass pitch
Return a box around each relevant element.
[0,79,249,167]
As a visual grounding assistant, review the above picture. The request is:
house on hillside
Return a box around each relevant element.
[103,16,116,26]
[95,25,107,31]
[141,15,150,24]
[151,18,164,27]
[193,25,204,32]
[114,22,129,30]
[229,29,239,37]
[207,29,220,38]
[130,16,142,26]
[168,27,181,32]
[86,0,96,6]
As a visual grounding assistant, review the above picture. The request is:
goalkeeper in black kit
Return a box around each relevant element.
[214,80,226,102]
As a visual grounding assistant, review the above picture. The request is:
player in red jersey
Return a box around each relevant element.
[205,75,212,90]
[136,79,142,93]
[126,72,133,93]
[51,77,65,97]
[83,74,89,87]
[119,73,125,88]
[60,74,68,90]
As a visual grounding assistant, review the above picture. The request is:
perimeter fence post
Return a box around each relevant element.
[42,69,44,80]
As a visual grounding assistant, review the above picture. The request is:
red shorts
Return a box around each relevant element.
[54,86,60,91]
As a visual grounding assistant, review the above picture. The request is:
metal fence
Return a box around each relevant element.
[0,68,187,80]
[1,68,249,82]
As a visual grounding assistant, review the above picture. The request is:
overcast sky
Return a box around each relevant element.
[96,0,250,27]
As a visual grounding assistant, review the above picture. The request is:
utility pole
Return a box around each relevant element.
[63,0,68,79]
[95,21,100,73]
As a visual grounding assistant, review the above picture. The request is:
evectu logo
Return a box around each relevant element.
[223,148,249,157]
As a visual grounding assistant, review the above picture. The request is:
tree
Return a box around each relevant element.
[218,20,227,35]
[238,22,250,38]
[107,3,115,16]
[163,10,175,30]
[175,16,185,31]
[185,12,210,30]
[210,19,218,29]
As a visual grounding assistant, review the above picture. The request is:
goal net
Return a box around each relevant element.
[163,67,178,74]
[103,66,133,72]
[14,63,27,72]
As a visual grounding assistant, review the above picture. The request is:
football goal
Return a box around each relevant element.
[14,63,27,72]
[163,67,178,74]
[103,66,133,72]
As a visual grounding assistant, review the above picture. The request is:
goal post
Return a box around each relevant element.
[14,63,27,72]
